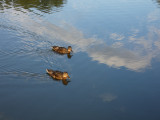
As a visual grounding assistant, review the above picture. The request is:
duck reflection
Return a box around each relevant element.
[51,78,70,85]
[46,69,71,85]
[0,0,66,14]
[52,51,73,59]
[67,53,73,59]
[62,79,70,85]
[52,46,73,59]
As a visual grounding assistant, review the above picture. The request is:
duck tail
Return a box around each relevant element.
[51,46,54,50]
[46,69,49,73]
[52,46,59,50]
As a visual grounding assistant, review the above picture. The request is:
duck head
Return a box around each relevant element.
[63,72,70,79]
[67,46,72,53]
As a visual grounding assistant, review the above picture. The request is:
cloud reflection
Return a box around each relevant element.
[87,45,151,71]
[100,93,117,102]
[110,33,125,41]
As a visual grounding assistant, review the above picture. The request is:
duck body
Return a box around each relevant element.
[52,46,72,54]
[46,69,70,80]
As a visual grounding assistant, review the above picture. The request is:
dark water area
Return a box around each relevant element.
[1,0,160,120]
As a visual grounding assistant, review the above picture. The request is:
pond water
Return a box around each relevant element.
[1,0,160,120]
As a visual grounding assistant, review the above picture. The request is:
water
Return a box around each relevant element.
[0,0,160,120]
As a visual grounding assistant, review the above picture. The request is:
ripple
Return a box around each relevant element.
[1,1,160,74]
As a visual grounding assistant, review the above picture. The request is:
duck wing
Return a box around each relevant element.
[57,47,68,53]
[53,71,63,75]
[52,71,63,80]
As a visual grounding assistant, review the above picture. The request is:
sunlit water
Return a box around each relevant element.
[1,0,160,120]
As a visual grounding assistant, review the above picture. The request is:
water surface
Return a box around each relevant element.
[1,0,160,120]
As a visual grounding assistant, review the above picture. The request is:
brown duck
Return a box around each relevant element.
[52,46,72,54]
[46,69,70,80]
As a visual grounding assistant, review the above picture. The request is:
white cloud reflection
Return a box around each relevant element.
[1,5,160,72]
[110,33,125,41]
[87,45,152,71]
[100,93,117,102]
[148,9,160,22]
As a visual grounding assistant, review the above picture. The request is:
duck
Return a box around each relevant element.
[52,46,72,54]
[46,69,70,80]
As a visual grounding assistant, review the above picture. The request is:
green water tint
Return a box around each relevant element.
[0,0,66,13]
